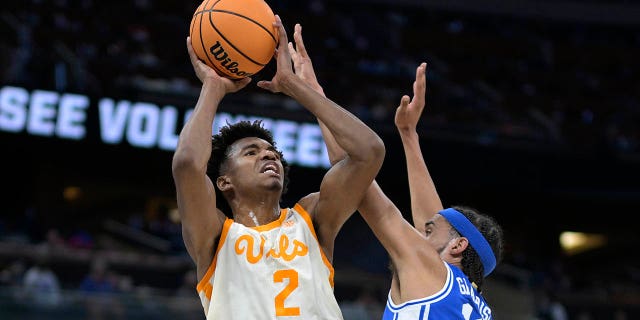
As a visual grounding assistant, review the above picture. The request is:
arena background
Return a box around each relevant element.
[1,0,639,319]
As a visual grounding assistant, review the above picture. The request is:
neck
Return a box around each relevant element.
[228,193,282,227]
[443,254,463,271]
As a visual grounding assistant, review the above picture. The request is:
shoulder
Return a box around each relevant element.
[296,192,320,218]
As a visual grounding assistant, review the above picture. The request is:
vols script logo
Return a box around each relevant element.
[235,234,309,264]
[209,41,254,77]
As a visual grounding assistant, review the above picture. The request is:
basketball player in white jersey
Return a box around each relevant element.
[173,15,385,320]
[288,24,504,319]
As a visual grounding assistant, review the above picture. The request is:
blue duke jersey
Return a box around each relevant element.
[383,262,492,320]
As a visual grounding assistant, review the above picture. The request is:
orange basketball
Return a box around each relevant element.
[189,0,278,79]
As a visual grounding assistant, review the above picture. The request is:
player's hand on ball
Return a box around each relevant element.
[288,24,324,96]
[187,37,250,93]
[257,15,295,95]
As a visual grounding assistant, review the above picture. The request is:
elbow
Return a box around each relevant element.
[363,135,386,168]
[172,147,207,178]
[348,135,385,170]
[373,136,386,159]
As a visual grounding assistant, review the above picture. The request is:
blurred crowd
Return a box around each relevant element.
[1,0,639,155]
[1,197,638,319]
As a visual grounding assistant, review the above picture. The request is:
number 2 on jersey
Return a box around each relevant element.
[274,269,300,316]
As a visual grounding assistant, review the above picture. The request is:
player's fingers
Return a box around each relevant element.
[412,85,425,108]
[274,15,289,53]
[256,80,273,91]
[235,77,252,89]
[398,95,411,109]
[416,63,427,91]
[186,37,199,67]
[272,15,293,70]
[288,42,297,57]
[289,42,300,66]
[419,62,427,81]
[294,24,309,58]
[413,63,427,104]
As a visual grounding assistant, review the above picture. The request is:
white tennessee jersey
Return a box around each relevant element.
[196,204,344,320]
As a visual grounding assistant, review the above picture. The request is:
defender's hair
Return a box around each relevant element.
[208,120,290,217]
[451,205,504,291]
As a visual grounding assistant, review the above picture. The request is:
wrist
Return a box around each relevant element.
[397,126,417,134]
[313,85,325,96]
[202,78,225,94]
[280,74,302,96]
[200,80,226,103]
[398,127,419,139]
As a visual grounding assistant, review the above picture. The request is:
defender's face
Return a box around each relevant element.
[424,214,458,255]
[225,137,284,192]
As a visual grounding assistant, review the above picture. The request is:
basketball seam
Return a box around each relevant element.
[209,9,277,43]
[196,0,220,73]
[207,11,268,66]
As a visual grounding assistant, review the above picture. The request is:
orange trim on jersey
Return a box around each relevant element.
[250,207,288,232]
[196,218,233,298]
[293,203,335,288]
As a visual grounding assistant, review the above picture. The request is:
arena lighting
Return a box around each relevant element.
[63,186,82,202]
[169,208,180,224]
[559,231,607,256]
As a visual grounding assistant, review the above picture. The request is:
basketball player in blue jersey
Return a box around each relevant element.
[173,15,384,319]
[288,24,504,319]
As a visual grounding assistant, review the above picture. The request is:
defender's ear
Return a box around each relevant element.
[450,237,469,255]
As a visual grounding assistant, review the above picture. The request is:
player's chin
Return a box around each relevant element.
[263,179,283,191]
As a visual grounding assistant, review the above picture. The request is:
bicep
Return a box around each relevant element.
[173,168,223,272]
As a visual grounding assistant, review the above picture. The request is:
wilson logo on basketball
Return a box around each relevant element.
[209,41,253,78]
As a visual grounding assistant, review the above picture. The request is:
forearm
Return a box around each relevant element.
[307,83,348,165]
[398,129,443,231]
[304,85,348,165]
[318,120,348,165]
[358,182,387,224]
[357,182,410,260]
[174,81,224,168]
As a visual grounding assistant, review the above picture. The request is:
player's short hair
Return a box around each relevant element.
[208,120,290,217]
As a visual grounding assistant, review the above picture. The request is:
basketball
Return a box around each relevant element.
[189,0,278,79]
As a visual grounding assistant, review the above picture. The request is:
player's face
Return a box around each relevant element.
[225,137,284,192]
[424,214,459,255]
